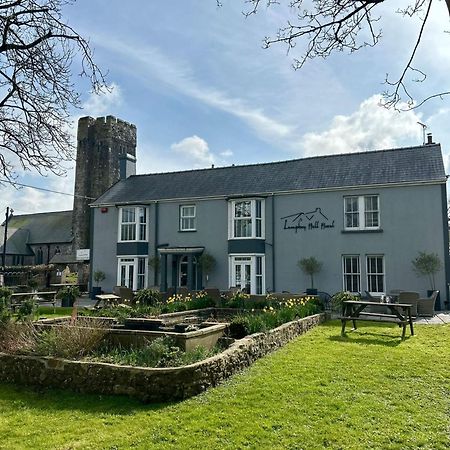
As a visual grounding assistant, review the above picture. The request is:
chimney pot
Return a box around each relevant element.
[426,133,433,145]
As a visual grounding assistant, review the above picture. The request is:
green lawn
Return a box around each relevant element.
[0,321,449,449]
[36,306,74,319]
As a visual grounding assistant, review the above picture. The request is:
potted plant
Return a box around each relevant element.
[298,256,322,295]
[91,270,105,300]
[57,285,80,307]
[412,251,443,308]
[198,252,216,287]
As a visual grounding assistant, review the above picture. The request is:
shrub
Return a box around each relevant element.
[34,317,108,359]
[16,298,38,322]
[0,321,38,354]
[81,304,162,323]
[160,291,215,313]
[331,291,359,312]
[93,270,106,286]
[56,285,80,302]
[88,337,219,368]
[228,315,250,338]
[187,291,216,310]
[224,291,250,309]
[228,296,320,338]
[298,256,322,289]
[412,251,443,290]
[134,288,162,306]
[0,287,13,326]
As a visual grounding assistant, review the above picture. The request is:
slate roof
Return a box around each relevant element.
[93,144,446,205]
[1,210,73,246]
[0,228,33,255]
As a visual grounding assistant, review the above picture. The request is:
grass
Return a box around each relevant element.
[0,321,449,449]
[36,306,74,319]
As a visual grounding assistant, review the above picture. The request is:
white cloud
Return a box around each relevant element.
[220,149,233,158]
[301,95,423,157]
[81,83,123,117]
[170,136,215,167]
[0,85,124,216]
[1,172,75,215]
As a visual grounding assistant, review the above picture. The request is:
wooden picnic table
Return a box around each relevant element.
[94,294,121,308]
[340,300,414,340]
[10,291,57,313]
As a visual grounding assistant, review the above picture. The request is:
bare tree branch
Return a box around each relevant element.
[0,0,107,182]
[225,0,450,111]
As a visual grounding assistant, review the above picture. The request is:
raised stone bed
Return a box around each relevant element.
[36,315,227,351]
[0,313,325,402]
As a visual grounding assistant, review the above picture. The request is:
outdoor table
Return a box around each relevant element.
[10,291,57,312]
[94,294,121,308]
[340,300,414,340]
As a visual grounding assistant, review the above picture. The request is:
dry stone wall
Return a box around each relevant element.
[0,313,324,403]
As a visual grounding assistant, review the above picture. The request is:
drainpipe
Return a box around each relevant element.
[154,202,159,286]
[1,206,11,271]
[441,183,450,307]
[271,194,276,292]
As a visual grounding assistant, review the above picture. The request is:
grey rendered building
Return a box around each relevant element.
[90,143,449,306]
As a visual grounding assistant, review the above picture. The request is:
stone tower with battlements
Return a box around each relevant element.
[72,115,137,253]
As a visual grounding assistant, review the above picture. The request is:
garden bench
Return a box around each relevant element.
[340,300,414,340]
[94,293,121,308]
[10,291,57,313]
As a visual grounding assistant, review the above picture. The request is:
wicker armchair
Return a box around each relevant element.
[398,291,420,317]
[113,285,134,302]
[418,290,439,317]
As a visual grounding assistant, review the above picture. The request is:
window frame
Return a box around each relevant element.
[229,253,265,295]
[366,254,385,294]
[117,256,148,291]
[118,206,148,242]
[228,198,265,240]
[342,255,361,293]
[344,195,380,231]
[179,204,196,232]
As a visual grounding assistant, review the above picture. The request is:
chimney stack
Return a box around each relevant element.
[426,133,433,145]
[119,153,137,179]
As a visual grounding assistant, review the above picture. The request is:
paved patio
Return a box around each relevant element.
[414,312,450,324]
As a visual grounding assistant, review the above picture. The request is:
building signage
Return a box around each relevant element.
[76,249,90,261]
[281,207,335,233]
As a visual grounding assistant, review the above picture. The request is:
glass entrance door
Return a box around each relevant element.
[178,255,198,289]
[119,258,135,289]
[232,257,252,293]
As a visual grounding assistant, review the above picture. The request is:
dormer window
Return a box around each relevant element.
[118,206,147,242]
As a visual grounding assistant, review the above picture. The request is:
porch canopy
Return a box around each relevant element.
[158,246,204,292]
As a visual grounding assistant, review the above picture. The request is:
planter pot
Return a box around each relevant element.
[306,288,318,295]
[428,289,441,311]
[61,296,75,307]
[91,286,102,300]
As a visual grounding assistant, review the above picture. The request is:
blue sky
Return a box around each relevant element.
[2,0,450,215]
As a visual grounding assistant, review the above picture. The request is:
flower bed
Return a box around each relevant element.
[0,313,325,402]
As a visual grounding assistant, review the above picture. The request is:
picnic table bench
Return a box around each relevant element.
[94,293,121,309]
[10,291,57,313]
[340,300,414,340]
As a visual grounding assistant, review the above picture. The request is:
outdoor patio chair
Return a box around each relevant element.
[398,291,420,317]
[417,290,439,317]
[113,285,134,302]
[364,290,387,314]
[176,287,189,296]
[205,288,221,303]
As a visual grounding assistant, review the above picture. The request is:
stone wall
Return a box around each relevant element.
[0,313,324,403]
